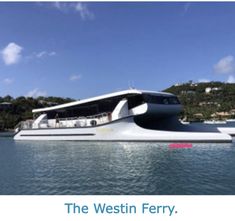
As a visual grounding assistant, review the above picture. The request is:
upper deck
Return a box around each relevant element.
[17,89,182,131]
[32,89,175,113]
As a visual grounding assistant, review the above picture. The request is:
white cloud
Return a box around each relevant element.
[198,78,210,83]
[1,42,23,65]
[36,51,46,58]
[52,2,94,20]
[227,75,235,83]
[74,3,94,20]
[26,88,47,98]
[36,51,56,58]
[70,74,82,81]
[49,51,56,56]
[3,78,14,85]
[213,55,235,74]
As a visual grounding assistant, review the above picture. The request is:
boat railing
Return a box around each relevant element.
[58,112,110,122]
[57,112,110,122]
[16,112,112,130]
[57,116,78,121]
[15,120,34,130]
[51,112,112,128]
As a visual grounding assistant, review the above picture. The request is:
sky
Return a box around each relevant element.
[1,2,235,99]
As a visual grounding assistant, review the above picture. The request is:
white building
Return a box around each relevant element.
[205,87,212,93]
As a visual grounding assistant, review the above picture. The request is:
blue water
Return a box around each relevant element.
[0,137,235,195]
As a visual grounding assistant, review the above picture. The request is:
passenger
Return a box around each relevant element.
[55,113,59,127]
[108,112,112,122]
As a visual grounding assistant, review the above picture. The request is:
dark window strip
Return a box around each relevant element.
[20,133,95,137]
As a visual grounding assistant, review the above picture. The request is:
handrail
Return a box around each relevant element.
[15,112,112,130]
[58,112,110,122]
[15,120,34,130]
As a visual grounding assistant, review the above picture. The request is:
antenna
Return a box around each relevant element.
[128,80,135,89]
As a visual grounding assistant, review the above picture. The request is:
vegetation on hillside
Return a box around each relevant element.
[0,96,74,130]
[164,81,235,121]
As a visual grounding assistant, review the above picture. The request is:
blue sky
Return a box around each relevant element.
[1,2,235,99]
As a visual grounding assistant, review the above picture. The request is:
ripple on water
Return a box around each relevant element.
[0,138,235,194]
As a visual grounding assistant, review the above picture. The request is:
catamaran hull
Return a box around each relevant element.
[190,121,235,137]
[218,127,235,136]
[14,117,232,143]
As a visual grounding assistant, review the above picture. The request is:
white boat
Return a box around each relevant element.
[191,120,235,136]
[14,89,232,142]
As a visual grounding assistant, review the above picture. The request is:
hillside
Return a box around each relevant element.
[164,81,235,121]
[0,96,75,130]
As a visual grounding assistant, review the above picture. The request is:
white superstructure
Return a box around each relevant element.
[14,89,232,142]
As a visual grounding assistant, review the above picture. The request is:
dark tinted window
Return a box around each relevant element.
[142,94,180,105]
[46,95,128,119]
[128,95,144,109]
[168,96,180,104]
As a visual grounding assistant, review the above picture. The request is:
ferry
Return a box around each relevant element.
[14,89,232,142]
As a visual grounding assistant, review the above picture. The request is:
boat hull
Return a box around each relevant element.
[14,117,232,143]
[191,121,235,136]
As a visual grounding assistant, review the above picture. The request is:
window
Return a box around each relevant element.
[45,95,128,119]
[168,96,180,104]
[128,95,144,109]
[142,94,180,105]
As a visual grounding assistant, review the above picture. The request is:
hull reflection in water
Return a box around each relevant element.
[1,138,235,194]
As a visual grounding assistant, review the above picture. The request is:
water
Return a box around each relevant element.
[0,137,235,195]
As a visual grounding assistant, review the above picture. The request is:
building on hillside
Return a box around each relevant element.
[229,109,235,115]
[38,100,58,106]
[194,113,203,118]
[174,83,182,86]
[0,102,12,110]
[199,101,220,107]
[181,90,196,95]
[205,87,212,93]
[211,112,231,119]
[205,87,222,94]
[211,87,222,91]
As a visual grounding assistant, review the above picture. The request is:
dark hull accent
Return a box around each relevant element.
[15,139,231,143]
[134,116,222,133]
[20,133,95,137]
[192,121,235,128]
